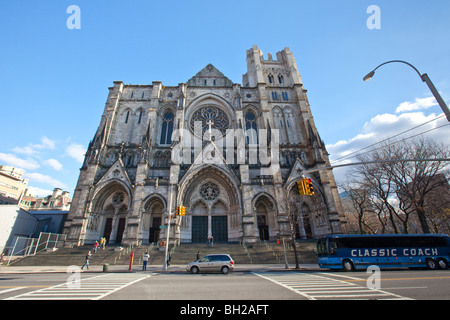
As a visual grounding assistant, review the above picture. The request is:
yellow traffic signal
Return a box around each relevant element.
[176,205,187,216]
[305,178,315,196]
[297,179,306,195]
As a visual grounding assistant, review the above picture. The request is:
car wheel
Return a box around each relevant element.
[221,266,230,274]
[343,260,355,272]
[437,258,448,270]
[426,258,438,270]
[191,266,199,274]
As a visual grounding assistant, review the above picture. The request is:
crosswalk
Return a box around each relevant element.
[5,273,153,300]
[253,272,413,300]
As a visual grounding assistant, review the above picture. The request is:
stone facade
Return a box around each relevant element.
[63,46,345,247]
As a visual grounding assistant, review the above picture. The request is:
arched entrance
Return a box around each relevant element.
[178,166,242,243]
[88,182,131,245]
[141,196,165,244]
[253,194,276,241]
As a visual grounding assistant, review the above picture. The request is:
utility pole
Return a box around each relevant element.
[163,174,174,271]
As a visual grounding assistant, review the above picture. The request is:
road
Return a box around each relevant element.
[1,269,449,302]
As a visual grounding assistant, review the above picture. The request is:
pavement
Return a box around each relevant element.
[0,263,322,274]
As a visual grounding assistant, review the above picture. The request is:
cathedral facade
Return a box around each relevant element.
[63,46,345,247]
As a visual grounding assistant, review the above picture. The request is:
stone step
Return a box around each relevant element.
[10,241,318,267]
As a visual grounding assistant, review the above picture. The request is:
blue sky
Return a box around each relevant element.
[1,0,449,196]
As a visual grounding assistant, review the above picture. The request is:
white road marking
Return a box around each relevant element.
[4,273,153,300]
[253,272,413,300]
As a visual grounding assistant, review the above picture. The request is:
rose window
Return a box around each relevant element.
[190,106,230,136]
[200,182,220,201]
[113,192,125,205]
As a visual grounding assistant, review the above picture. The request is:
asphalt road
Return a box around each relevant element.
[1,269,449,301]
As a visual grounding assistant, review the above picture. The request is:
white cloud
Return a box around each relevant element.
[0,152,40,170]
[395,96,437,113]
[26,172,68,189]
[326,105,450,184]
[44,158,63,171]
[66,144,86,163]
[13,136,56,155]
[25,186,54,198]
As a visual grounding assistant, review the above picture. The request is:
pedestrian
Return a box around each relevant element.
[210,235,214,247]
[93,241,99,253]
[102,237,106,250]
[167,252,171,267]
[206,236,210,247]
[142,251,149,271]
[196,251,201,261]
[81,251,92,270]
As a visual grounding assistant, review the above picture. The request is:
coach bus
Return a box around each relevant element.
[317,234,450,271]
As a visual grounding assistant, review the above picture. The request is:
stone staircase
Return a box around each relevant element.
[10,241,318,267]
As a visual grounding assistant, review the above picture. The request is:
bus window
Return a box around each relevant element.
[317,239,328,256]
[329,240,337,255]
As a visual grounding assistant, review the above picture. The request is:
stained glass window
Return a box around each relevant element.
[245,111,258,144]
[189,106,230,136]
[160,111,174,145]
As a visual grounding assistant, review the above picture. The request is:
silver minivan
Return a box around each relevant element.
[186,254,235,274]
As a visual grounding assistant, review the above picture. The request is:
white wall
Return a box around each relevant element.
[0,205,38,254]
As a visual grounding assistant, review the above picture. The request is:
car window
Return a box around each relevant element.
[199,256,211,262]
[211,255,230,261]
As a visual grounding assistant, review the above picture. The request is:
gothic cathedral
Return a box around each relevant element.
[63,46,345,247]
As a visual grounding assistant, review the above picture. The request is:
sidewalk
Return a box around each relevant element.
[0,263,321,274]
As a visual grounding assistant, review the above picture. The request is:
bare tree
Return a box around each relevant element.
[343,137,449,234]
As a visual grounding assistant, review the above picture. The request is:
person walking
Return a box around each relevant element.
[142,251,150,271]
[210,235,214,247]
[93,241,99,253]
[166,252,171,267]
[81,251,92,270]
[196,251,201,261]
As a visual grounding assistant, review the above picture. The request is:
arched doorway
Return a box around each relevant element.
[89,183,131,245]
[253,194,276,241]
[142,196,165,244]
[191,201,208,243]
[179,166,242,243]
[211,200,228,243]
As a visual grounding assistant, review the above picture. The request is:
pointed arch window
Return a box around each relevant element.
[160,111,174,145]
[245,111,258,144]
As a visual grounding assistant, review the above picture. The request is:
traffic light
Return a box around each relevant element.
[297,179,306,195]
[176,206,187,216]
[305,178,315,196]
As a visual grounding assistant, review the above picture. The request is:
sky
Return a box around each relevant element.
[0,0,449,197]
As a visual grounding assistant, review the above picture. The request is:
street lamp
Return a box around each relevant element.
[363,60,450,122]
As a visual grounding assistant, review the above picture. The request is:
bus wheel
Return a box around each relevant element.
[343,260,355,272]
[437,258,448,270]
[426,258,438,270]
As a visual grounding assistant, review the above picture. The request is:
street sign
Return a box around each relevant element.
[159,225,168,229]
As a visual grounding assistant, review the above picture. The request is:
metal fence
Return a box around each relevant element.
[4,232,66,266]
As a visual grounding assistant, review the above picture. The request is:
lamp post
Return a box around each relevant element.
[363,60,450,122]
